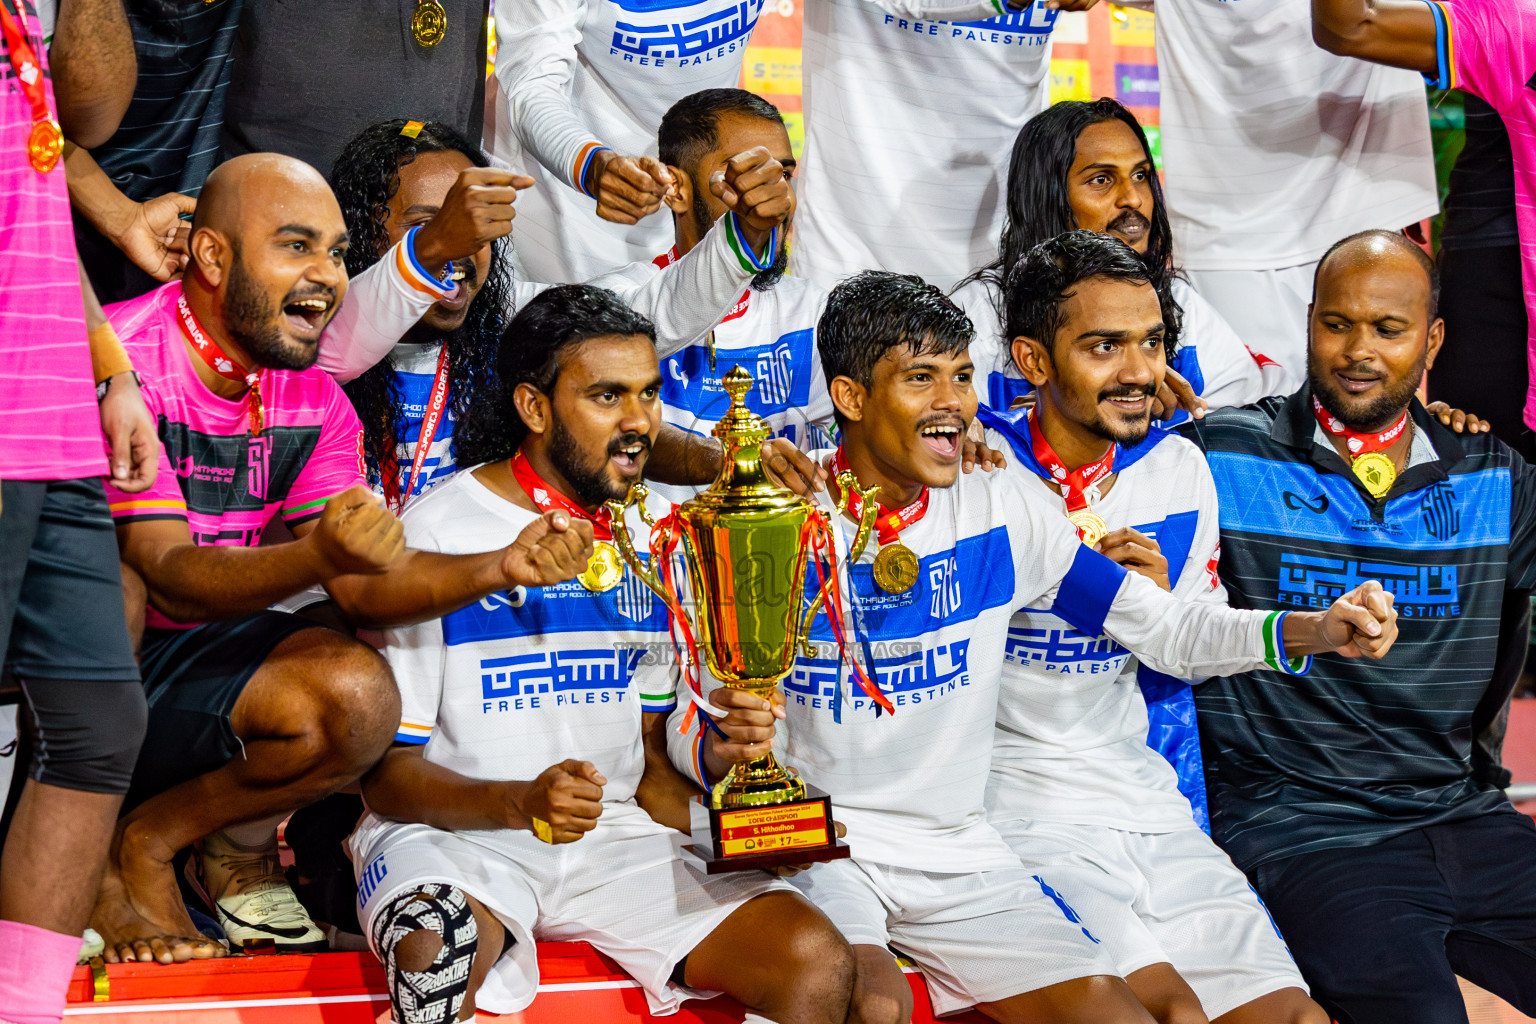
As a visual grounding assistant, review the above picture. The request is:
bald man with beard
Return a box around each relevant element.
[89,154,596,965]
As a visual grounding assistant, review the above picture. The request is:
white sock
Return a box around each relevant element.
[220,812,289,849]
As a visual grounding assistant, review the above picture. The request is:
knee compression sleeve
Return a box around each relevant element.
[21,676,146,794]
[372,884,479,1024]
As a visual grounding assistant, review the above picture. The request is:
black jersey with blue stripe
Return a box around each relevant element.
[1179,387,1536,872]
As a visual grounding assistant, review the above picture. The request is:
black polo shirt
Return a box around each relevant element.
[1179,388,1536,872]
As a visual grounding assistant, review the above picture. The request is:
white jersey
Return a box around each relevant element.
[317,215,767,505]
[652,272,836,503]
[377,468,678,807]
[983,421,1227,834]
[668,455,1302,874]
[956,276,1272,422]
[793,0,1057,291]
[1155,0,1438,271]
[486,0,767,280]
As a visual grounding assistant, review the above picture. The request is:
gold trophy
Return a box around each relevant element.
[607,366,879,872]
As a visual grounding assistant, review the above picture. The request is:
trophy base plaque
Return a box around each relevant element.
[681,786,851,875]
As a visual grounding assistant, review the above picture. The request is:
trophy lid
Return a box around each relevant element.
[688,365,808,515]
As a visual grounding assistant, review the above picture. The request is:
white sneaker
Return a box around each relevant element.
[196,829,327,954]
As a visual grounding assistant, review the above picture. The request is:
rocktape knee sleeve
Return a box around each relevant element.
[21,676,146,794]
[371,884,479,1024]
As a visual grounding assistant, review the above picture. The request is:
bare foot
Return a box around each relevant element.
[90,821,225,965]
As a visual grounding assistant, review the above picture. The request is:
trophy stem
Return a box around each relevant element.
[712,752,807,810]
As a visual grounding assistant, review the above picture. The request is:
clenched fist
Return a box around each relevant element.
[310,485,405,577]
[499,509,596,589]
[1319,580,1398,658]
[412,167,535,272]
[513,759,606,843]
[584,150,672,226]
[709,146,793,235]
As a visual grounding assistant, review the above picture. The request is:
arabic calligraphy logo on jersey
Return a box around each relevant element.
[612,0,764,61]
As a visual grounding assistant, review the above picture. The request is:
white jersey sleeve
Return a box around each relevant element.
[494,0,602,194]
[318,233,457,383]
[383,515,451,746]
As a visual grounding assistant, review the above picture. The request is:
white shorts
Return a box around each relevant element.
[994,819,1307,1020]
[788,856,1120,1015]
[350,802,791,1016]
[1184,263,1317,396]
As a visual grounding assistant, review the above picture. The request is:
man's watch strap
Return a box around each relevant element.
[97,370,142,401]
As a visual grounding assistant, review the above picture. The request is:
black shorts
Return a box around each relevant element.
[0,477,138,684]
[126,610,321,811]
[1251,805,1536,1024]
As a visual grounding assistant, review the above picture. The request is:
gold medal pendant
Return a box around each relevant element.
[411,0,447,47]
[578,541,625,593]
[28,119,61,173]
[1068,508,1109,549]
[1351,451,1396,500]
[872,542,919,594]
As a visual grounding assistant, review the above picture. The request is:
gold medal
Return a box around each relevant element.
[1351,451,1396,500]
[577,540,625,593]
[1068,508,1110,548]
[872,542,919,594]
[411,0,447,47]
[27,119,61,173]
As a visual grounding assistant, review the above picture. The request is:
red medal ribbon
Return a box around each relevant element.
[0,1,60,173]
[1311,395,1409,458]
[831,448,930,546]
[176,290,265,436]
[388,344,451,512]
[1028,408,1115,514]
[509,449,614,541]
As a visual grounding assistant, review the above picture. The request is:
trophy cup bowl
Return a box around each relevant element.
[606,366,878,872]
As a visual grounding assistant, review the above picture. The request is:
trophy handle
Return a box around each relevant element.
[799,471,881,650]
[604,484,667,597]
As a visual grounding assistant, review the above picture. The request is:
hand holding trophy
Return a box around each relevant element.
[607,367,880,872]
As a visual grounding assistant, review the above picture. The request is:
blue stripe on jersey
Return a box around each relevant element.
[1156,346,1205,429]
[988,372,1034,413]
[1207,452,1510,550]
[662,330,815,422]
[442,565,666,645]
[1136,510,1198,588]
[1049,545,1127,638]
[805,525,1015,641]
[950,4,1056,31]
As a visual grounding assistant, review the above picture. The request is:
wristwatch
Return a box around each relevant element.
[96,370,142,402]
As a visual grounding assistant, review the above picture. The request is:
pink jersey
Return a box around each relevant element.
[0,0,102,480]
[105,283,366,630]
[1426,0,1536,430]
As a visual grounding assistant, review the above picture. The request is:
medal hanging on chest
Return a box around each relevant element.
[1312,395,1409,500]
[0,2,62,173]
[1028,409,1115,548]
[411,0,447,47]
[510,450,625,593]
[833,449,929,594]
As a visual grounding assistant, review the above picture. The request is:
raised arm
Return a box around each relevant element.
[1311,0,1440,74]
[50,0,135,148]
[495,0,670,225]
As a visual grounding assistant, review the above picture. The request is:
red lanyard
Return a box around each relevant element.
[393,344,451,511]
[0,1,60,173]
[653,246,751,324]
[509,449,613,541]
[176,290,264,436]
[1312,395,1409,457]
[1028,409,1115,514]
[832,448,930,546]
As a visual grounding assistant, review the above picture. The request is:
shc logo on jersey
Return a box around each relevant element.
[1277,553,1460,617]
[663,330,814,424]
[611,0,764,65]
[357,854,388,909]
[787,640,971,711]
[1420,481,1462,540]
[479,648,643,712]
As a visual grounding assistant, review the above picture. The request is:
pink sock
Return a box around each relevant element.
[0,919,82,1024]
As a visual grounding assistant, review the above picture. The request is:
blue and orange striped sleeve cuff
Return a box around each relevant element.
[397,227,457,300]
[395,720,433,745]
[1421,1,1454,89]
[573,142,611,198]
[108,497,188,523]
